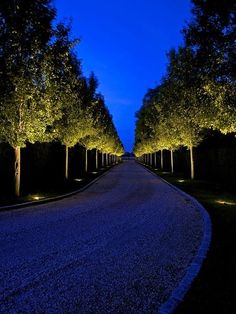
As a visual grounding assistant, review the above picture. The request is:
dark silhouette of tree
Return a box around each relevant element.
[184,0,236,133]
[184,0,236,81]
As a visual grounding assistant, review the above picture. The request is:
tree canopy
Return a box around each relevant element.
[134,0,235,178]
[0,0,124,195]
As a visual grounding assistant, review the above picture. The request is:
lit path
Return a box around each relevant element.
[0,161,205,313]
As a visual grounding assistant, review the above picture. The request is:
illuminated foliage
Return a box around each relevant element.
[80,94,124,156]
[183,0,236,132]
[0,0,124,194]
[134,0,235,179]
[0,0,60,195]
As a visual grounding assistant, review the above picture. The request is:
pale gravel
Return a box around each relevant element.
[0,160,204,313]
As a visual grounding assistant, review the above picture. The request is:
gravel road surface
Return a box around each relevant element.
[0,161,204,313]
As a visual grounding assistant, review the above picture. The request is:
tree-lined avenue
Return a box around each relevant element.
[0,160,206,313]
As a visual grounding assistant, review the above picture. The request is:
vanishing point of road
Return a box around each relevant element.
[0,160,210,313]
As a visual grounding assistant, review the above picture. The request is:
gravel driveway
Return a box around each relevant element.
[0,161,206,313]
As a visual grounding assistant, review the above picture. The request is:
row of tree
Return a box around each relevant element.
[0,0,124,196]
[134,0,235,179]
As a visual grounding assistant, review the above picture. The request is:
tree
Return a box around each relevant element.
[134,48,204,179]
[48,24,95,180]
[134,0,235,179]
[183,0,236,133]
[80,95,124,171]
[184,0,236,81]
[0,0,62,196]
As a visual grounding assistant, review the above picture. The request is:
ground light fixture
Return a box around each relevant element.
[74,178,83,182]
[91,172,98,174]
[216,200,236,206]
[177,179,185,183]
[31,195,45,201]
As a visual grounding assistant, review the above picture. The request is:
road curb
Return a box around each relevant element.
[139,162,212,314]
[0,164,119,212]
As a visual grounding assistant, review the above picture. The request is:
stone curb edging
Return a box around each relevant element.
[0,165,119,212]
[139,163,212,314]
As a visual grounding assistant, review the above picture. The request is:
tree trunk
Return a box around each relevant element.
[95,149,98,170]
[170,149,174,174]
[154,152,157,168]
[104,153,107,166]
[65,145,69,180]
[85,148,88,173]
[160,150,164,169]
[102,152,104,168]
[14,146,21,197]
[150,153,152,167]
[190,146,195,179]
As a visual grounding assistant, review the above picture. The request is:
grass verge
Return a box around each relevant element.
[144,165,236,314]
[0,165,116,208]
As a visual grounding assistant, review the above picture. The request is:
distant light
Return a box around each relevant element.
[91,171,98,174]
[154,168,158,170]
[178,179,185,183]
[162,172,169,174]
[216,200,236,206]
[74,178,83,182]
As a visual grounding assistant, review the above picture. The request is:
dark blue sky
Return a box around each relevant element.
[54,0,192,152]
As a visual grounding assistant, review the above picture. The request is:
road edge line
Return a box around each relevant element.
[138,162,212,314]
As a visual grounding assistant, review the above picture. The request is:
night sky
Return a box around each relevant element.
[54,0,192,152]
